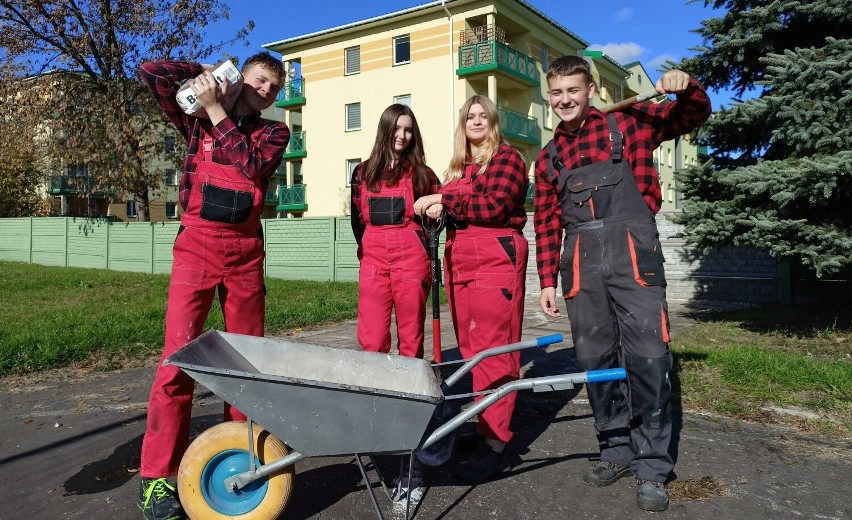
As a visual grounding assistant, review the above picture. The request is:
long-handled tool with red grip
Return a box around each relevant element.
[421,214,446,363]
[601,88,660,113]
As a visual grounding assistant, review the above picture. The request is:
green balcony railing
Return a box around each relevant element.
[274,78,306,108]
[277,183,307,212]
[283,131,306,159]
[47,175,114,196]
[497,105,541,145]
[457,40,539,86]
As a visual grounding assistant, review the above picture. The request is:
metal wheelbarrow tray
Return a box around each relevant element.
[164,330,625,520]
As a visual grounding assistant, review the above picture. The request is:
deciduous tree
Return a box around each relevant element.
[0,0,253,220]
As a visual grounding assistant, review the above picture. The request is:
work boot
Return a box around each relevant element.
[582,460,632,487]
[455,443,512,482]
[636,479,670,512]
[137,477,187,520]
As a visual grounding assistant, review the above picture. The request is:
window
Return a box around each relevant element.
[345,103,361,131]
[346,158,361,187]
[541,44,549,69]
[165,168,178,186]
[126,200,137,218]
[67,164,88,178]
[345,46,360,75]
[393,34,410,65]
[164,135,176,153]
[394,94,411,107]
[166,202,177,219]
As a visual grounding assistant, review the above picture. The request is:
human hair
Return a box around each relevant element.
[546,55,593,85]
[242,51,285,84]
[445,95,504,182]
[362,104,432,197]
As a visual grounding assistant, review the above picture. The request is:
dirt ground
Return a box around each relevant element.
[1,296,850,519]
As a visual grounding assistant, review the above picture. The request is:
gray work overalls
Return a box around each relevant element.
[545,113,673,482]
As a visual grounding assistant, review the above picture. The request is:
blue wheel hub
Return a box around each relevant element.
[201,449,268,515]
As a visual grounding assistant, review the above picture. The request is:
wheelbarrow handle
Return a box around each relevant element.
[441,334,564,390]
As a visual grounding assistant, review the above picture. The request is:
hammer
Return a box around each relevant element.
[601,89,661,113]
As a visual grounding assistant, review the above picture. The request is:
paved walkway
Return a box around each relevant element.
[0,294,848,519]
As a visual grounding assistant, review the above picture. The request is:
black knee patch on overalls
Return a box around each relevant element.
[583,351,628,428]
[625,353,672,429]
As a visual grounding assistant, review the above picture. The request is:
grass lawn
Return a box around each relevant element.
[0,261,358,374]
[671,301,852,435]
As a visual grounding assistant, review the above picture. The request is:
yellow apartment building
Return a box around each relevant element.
[263,0,652,218]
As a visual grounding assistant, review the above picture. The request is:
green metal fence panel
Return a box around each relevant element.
[335,217,359,281]
[266,217,334,280]
[0,218,32,263]
[66,218,110,269]
[31,217,67,266]
[108,222,154,273]
[153,222,181,275]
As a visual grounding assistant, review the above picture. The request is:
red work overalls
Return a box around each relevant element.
[357,172,430,358]
[442,166,528,443]
[141,136,266,477]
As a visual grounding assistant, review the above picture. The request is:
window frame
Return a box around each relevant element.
[165,202,178,219]
[165,168,178,187]
[126,200,137,218]
[393,34,411,66]
[394,94,411,107]
[346,158,361,187]
[345,102,361,132]
[344,45,360,76]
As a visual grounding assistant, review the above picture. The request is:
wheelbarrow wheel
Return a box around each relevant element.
[178,421,294,520]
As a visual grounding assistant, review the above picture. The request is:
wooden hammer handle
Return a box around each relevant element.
[600,89,660,113]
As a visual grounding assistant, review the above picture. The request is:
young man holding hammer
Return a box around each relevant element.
[534,55,711,512]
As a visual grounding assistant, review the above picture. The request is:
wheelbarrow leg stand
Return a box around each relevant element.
[354,452,398,520]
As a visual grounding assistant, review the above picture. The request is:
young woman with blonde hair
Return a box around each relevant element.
[414,94,529,482]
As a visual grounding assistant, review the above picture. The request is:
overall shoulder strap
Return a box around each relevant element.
[545,139,565,183]
[606,113,624,163]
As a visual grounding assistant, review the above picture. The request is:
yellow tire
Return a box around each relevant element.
[178,421,294,520]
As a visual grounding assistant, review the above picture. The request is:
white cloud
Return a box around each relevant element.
[588,42,645,64]
[614,8,632,22]
[648,53,678,73]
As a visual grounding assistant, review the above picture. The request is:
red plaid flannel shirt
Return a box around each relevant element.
[349,162,441,245]
[139,60,289,211]
[534,79,711,288]
[441,144,528,231]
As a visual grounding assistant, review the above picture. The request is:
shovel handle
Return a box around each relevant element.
[600,89,660,113]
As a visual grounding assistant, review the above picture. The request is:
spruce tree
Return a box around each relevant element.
[673,0,852,276]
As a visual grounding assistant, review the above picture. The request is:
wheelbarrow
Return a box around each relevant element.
[164,330,626,519]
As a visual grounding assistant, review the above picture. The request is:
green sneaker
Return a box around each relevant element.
[137,477,187,520]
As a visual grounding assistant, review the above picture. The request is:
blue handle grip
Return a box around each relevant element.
[587,368,627,383]
[535,334,564,347]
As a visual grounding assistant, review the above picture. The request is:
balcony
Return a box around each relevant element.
[277,184,307,212]
[457,26,539,87]
[283,131,306,160]
[497,105,540,145]
[47,176,114,196]
[274,78,306,108]
[265,185,279,205]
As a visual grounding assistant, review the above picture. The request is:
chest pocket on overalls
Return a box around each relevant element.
[201,180,254,224]
[567,168,623,219]
[367,196,406,225]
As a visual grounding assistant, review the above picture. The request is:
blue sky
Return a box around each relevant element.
[210,0,730,105]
